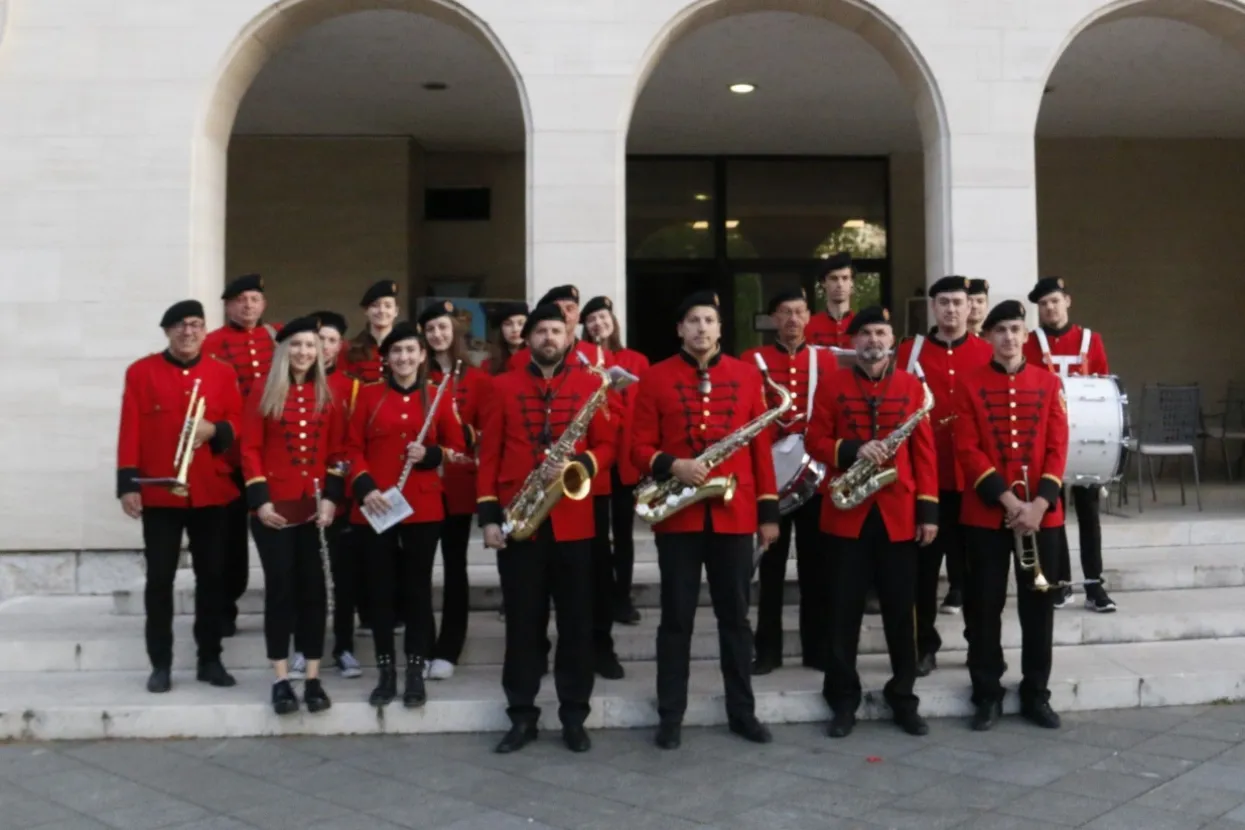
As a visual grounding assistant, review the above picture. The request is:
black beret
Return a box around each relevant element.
[221,273,263,300]
[522,303,568,338]
[1027,277,1066,303]
[417,299,455,328]
[767,287,809,314]
[360,279,399,308]
[815,251,853,277]
[160,300,205,329]
[490,301,528,326]
[275,315,320,344]
[675,290,721,323]
[967,278,990,296]
[983,300,1027,331]
[846,305,892,335]
[380,321,423,355]
[536,285,580,307]
[929,276,971,297]
[580,296,614,319]
[309,310,347,337]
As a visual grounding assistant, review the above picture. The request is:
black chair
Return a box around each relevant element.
[1125,384,1202,512]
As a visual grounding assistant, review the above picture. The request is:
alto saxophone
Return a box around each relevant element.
[501,354,637,541]
[829,380,935,510]
[634,354,793,524]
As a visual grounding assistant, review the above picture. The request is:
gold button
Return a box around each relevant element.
[1011,430,1018,436]
[300,446,307,452]
[700,424,707,430]
[948,370,955,376]
[302,471,308,477]
[403,397,410,403]
[254,372,261,378]
[1009,389,1015,395]
[401,433,407,439]
[947,350,953,356]
[250,349,256,356]
[401,414,408,420]
[252,361,259,367]
[299,432,307,439]
[297,398,304,403]
[703,410,710,416]
[1010,415,1017,421]
[300,408,306,414]
[703,397,709,403]
[181,370,189,376]
[789,367,796,374]
[299,420,307,426]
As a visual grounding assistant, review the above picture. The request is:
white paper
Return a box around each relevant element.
[364,487,414,534]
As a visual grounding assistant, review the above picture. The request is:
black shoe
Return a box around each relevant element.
[801,656,826,672]
[1021,701,1062,729]
[916,653,937,677]
[562,723,591,752]
[940,589,963,614]
[655,720,682,750]
[728,715,772,744]
[196,660,236,688]
[272,679,299,715]
[595,652,625,680]
[403,658,427,708]
[751,653,781,676]
[1086,586,1117,613]
[147,667,171,694]
[495,722,538,754]
[303,678,332,713]
[971,700,1000,732]
[370,665,397,707]
[864,594,881,615]
[613,602,641,626]
[827,711,856,738]
[893,709,929,736]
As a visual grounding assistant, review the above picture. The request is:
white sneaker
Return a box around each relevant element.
[336,651,362,679]
[288,652,307,680]
[428,659,455,680]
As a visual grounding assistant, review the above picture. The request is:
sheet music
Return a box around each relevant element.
[363,487,414,534]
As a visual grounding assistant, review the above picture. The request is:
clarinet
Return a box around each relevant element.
[313,477,335,621]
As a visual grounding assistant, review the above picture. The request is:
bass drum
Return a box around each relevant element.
[772,434,826,516]
[1062,375,1130,486]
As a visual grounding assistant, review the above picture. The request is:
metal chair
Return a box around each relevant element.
[1125,384,1202,512]
[1199,380,1245,481]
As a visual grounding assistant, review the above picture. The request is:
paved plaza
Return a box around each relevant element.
[6,704,1245,829]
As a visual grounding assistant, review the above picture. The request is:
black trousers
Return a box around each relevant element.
[656,529,755,722]
[141,506,226,668]
[591,496,617,656]
[755,494,828,668]
[223,470,251,626]
[964,526,1058,707]
[326,514,358,657]
[251,519,326,661]
[916,490,966,659]
[609,468,637,608]
[497,525,594,727]
[432,511,472,664]
[362,522,441,660]
[1057,486,1103,584]
[823,507,919,717]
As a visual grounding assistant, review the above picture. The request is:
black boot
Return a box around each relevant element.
[370,655,397,707]
[915,653,937,678]
[147,667,171,694]
[728,715,772,744]
[827,711,856,738]
[197,659,237,688]
[751,653,781,676]
[971,700,1000,732]
[655,720,682,750]
[893,709,929,736]
[303,678,332,713]
[595,652,625,680]
[272,679,299,715]
[495,722,538,754]
[1021,700,1062,729]
[403,656,427,709]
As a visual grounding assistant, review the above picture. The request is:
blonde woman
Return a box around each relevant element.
[241,316,347,715]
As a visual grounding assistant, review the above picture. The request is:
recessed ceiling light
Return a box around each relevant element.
[694,193,710,201]
[691,221,710,230]
[423,82,448,91]
[842,219,865,229]
[725,220,740,229]
[729,83,756,94]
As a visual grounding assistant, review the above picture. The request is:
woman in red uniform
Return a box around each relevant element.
[487,302,527,375]
[420,301,487,680]
[346,322,465,708]
[241,316,346,716]
[340,280,399,383]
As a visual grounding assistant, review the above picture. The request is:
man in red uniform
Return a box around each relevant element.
[508,285,613,371]
[805,251,856,349]
[477,303,617,755]
[744,287,832,675]
[895,277,993,674]
[1022,277,1116,614]
[805,306,938,738]
[203,273,281,636]
[967,278,990,336]
[117,300,244,693]
[954,299,1069,731]
[631,290,780,750]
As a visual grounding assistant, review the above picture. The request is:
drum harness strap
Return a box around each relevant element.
[1035,327,1093,377]
[905,334,925,375]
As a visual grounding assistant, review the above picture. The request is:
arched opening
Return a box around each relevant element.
[1036,0,1245,471]
[191,0,529,337]
[623,0,947,358]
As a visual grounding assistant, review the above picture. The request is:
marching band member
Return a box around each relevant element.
[744,288,832,675]
[203,273,280,637]
[967,278,990,336]
[477,303,617,754]
[507,285,612,371]
[805,252,856,349]
[118,300,243,693]
[241,316,346,715]
[1022,277,1116,613]
[805,306,937,738]
[346,322,465,708]
[631,290,779,750]
[340,280,400,383]
[581,295,650,628]
[421,301,488,681]
[488,302,528,375]
[954,300,1069,731]
[895,277,992,676]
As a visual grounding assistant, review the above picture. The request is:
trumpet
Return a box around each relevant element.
[1010,464,1100,593]
[136,378,206,497]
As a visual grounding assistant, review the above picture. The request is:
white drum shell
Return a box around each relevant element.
[1062,375,1129,486]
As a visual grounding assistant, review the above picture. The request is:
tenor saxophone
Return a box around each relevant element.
[634,354,793,525]
[828,380,935,510]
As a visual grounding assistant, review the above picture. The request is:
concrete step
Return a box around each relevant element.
[1,637,1242,741]
[12,586,1245,673]
[110,543,1245,616]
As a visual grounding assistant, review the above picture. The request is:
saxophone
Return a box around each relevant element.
[501,354,637,541]
[828,380,935,510]
[634,353,793,525]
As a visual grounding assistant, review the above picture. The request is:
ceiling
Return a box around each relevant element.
[232,10,1245,152]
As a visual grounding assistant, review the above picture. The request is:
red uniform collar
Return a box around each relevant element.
[162,350,201,369]
[678,346,722,370]
[226,319,263,333]
[388,376,421,394]
[526,359,569,379]
[773,339,807,355]
[1041,322,1074,337]
[927,328,970,348]
[990,359,1028,375]
[852,362,893,382]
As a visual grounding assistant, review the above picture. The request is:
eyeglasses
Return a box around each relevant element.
[171,321,206,332]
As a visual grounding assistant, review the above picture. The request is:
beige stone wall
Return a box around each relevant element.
[888,152,928,327]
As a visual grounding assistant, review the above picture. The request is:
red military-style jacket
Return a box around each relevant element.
[741,341,835,440]
[952,360,1070,529]
[895,330,994,492]
[241,375,347,510]
[1023,323,1109,377]
[630,349,780,535]
[805,310,856,349]
[117,351,243,508]
[476,360,617,542]
[202,321,281,402]
[339,340,384,384]
[613,347,652,487]
[428,362,489,516]
[325,365,367,508]
[344,376,467,525]
[805,365,939,541]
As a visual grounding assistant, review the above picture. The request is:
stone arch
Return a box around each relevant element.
[0,1,8,51]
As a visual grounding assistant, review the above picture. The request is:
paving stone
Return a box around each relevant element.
[1134,776,1245,819]
[892,776,1029,811]
[997,789,1114,826]
[1088,750,1198,782]
[1131,732,1237,761]
[1082,803,1208,830]
[1047,768,1162,802]
[966,757,1072,788]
